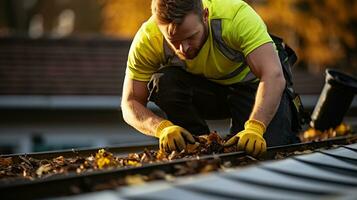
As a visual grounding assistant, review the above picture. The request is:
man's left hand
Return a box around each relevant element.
[224,119,267,157]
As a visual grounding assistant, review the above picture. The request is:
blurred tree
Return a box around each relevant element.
[0,0,102,37]
[252,0,357,74]
[2,0,355,73]
[0,0,10,34]
[98,0,151,39]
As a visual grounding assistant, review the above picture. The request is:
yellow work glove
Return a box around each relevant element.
[224,119,267,157]
[155,120,195,153]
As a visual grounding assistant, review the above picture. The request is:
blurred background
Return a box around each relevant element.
[0,0,356,154]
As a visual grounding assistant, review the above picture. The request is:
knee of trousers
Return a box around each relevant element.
[147,67,190,104]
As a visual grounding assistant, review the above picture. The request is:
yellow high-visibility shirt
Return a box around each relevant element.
[126,0,273,85]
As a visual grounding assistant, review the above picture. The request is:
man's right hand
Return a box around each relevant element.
[155,120,195,152]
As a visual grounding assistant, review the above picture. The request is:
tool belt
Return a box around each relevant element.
[270,34,310,131]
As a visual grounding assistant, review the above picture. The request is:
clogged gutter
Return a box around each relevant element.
[0,124,353,188]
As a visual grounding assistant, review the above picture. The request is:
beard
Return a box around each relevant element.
[173,24,209,60]
[175,47,199,60]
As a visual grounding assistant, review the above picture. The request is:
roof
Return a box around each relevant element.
[0,36,130,96]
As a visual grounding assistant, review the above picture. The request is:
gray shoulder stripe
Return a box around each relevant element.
[211,19,245,63]
[209,19,253,81]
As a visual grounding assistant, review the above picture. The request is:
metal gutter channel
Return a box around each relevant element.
[1,136,356,200]
[49,143,357,200]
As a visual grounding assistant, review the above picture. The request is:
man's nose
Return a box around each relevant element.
[179,40,189,54]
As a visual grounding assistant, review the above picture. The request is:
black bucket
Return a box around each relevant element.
[310,69,357,131]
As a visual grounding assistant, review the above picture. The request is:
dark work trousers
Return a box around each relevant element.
[147,66,300,147]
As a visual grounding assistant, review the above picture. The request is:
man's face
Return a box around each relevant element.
[157,9,209,60]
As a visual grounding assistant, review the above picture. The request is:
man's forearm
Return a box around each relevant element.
[121,100,165,137]
[249,75,285,126]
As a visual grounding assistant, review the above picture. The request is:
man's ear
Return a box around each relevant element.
[203,8,209,24]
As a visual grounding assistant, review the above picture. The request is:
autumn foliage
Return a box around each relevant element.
[98,0,152,38]
[99,0,357,73]
[251,0,357,73]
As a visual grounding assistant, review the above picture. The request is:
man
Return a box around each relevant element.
[121,0,301,157]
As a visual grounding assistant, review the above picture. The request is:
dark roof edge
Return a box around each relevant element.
[0,95,160,111]
[0,95,355,111]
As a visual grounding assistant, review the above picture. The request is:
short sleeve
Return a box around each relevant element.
[223,3,273,57]
[126,21,163,81]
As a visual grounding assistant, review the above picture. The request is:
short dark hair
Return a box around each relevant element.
[151,0,203,25]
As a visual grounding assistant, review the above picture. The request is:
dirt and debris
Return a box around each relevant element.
[91,158,236,191]
[0,128,354,187]
[300,123,352,142]
[0,132,237,181]
[274,149,314,160]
